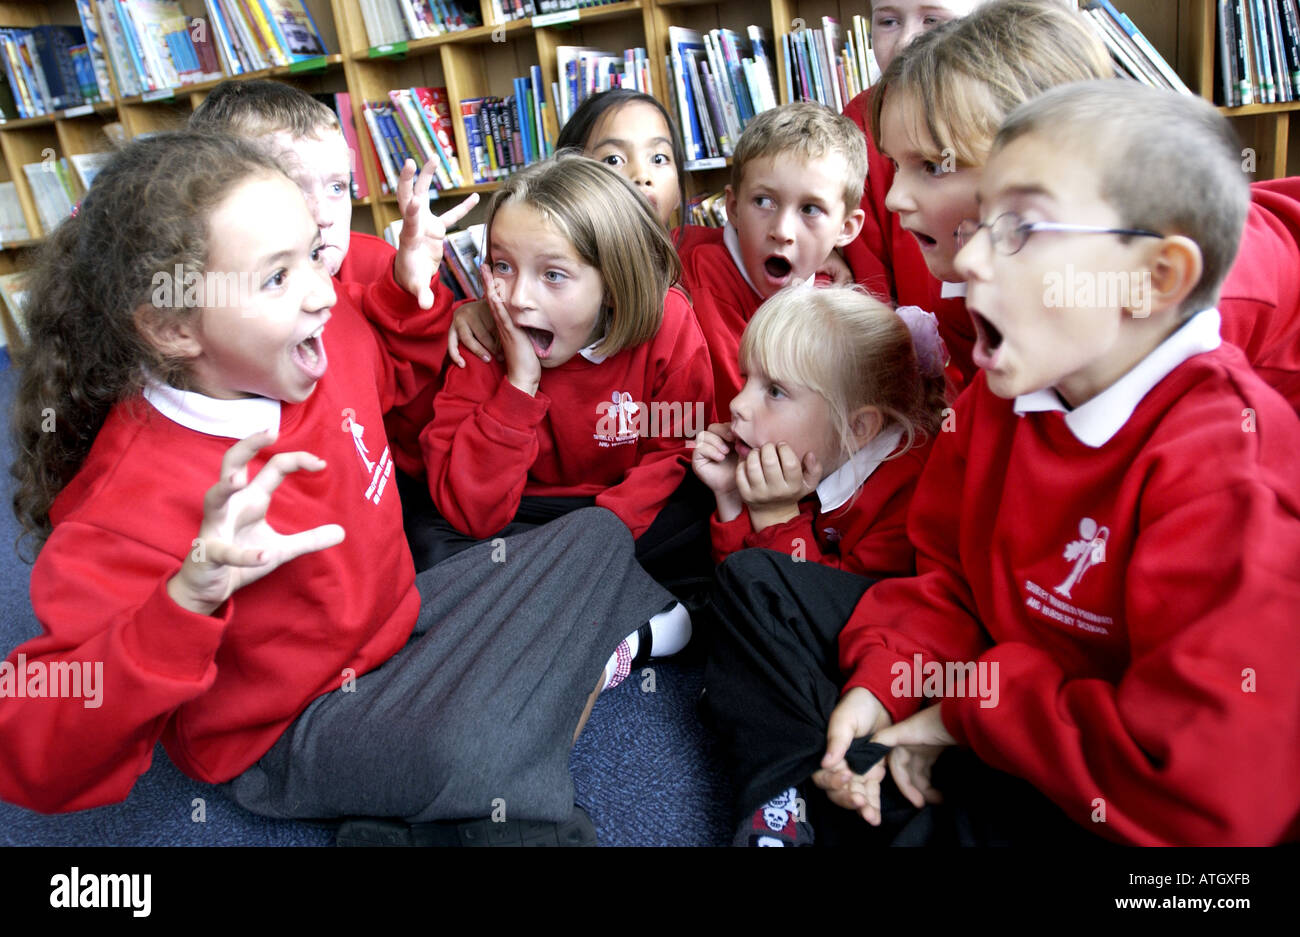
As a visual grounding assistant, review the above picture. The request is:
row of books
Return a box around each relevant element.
[199,0,328,79]
[1214,0,1300,105]
[22,159,79,237]
[668,25,778,164]
[1080,1,1192,97]
[0,271,29,343]
[359,87,465,195]
[553,45,652,129]
[358,0,479,47]
[462,67,553,182]
[441,224,486,301]
[0,4,115,119]
[685,189,726,228]
[782,16,879,113]
[0,182,30,242]
[492,1,624,23]
[98,1,222,96]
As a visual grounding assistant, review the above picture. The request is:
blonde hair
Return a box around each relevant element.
[732,102,869,214]
[869,0,1112,167]
[740,286,947,477]
[996,80,1250,317]
[190,78,339,139]
[485,154,680,357]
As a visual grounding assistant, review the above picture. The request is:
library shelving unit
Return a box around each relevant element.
[0,0,1288,295]
[1110,0,1300,179]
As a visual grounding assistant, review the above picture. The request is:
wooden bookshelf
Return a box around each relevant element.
[1,0,1289,272]
[1114,0,1300,179]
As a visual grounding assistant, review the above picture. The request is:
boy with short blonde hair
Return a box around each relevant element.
[678,101,867,409]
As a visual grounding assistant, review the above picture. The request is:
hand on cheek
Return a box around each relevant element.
[481,265,541,396]
[736,442,822,530]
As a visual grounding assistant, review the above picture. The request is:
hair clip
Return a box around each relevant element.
[895,305,949,379]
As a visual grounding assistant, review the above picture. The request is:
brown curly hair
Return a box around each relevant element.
[10,130,286,557]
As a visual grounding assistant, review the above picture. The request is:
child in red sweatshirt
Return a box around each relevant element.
[420,155,713,685]
[0,133,673,841]
[812,82,1300,846]
[676,103,867,411]
[693,285,949,846]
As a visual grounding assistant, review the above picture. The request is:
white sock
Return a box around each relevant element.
[600,603,692,692]
[646,601,692,657]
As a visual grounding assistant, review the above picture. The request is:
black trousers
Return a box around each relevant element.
[395,468,715,599]
[704,549,1111,847]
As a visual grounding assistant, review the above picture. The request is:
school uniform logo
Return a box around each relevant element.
[1055,517,1109,598]
[593,391,642,447]
[341,407,393,505]
[1021,516,1114,637]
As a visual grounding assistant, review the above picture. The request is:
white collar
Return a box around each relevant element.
[940,280,967,298]
[723,223,763,299]
[143,379,281,439]
[817,424,905,513]
[578,336,608,364]
[1013,308,1221,447]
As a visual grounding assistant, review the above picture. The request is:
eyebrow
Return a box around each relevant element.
[997,184,1054,200]
[255,234,321,268]
[591,136,672,150]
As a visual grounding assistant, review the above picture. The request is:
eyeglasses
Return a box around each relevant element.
[955,211,1164,256]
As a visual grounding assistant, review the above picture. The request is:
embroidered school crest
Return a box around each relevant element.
[1055,517,1109,598]
[341,407,393,505]
[593,391,641,447]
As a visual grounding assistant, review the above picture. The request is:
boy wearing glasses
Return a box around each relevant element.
[708,80,1300,846]
[818,80,1300,845]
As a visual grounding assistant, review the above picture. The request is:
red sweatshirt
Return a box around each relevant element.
[337,229,451,477]
[841,88,976,390]
[1219,176,1300,413]
[838,310,1300,845]
[710,426,928,579]
[677,225,762,411]
[421,287,713,539]
[0,274,446,814]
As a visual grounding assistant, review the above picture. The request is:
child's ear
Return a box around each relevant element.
[724,184,738,222]
[847,404,884,448]
[133,304,202,361]
[1136,235,1202,320]
[834,207,866,248]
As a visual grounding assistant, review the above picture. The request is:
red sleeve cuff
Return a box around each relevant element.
[481,379,550,430]
[119,578,231,683]
[709,510,753,562]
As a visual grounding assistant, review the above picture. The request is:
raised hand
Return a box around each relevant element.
[393,158,480,309]
[167,430,345,616]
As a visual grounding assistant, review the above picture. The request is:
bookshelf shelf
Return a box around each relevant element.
[1114,0,1298,178]
[0,0,1285,273]
[1218,101,1300,115]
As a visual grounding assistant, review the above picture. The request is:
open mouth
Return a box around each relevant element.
[524,326,555,358]
[911,229,938,249]
[763,255,793,281]
[970,310,1004,369]
[292,323,328,379]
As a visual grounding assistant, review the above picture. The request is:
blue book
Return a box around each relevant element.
[781,33,794,104]
[669,27,707,161]
[513,77,533,164]
[112,1,150,90]
[530,64,548,157]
